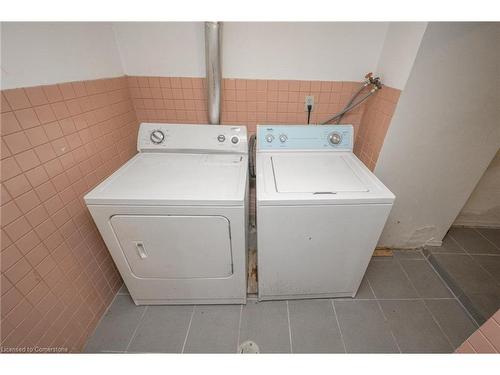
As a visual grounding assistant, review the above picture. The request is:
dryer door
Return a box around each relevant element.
[110,215,233,279]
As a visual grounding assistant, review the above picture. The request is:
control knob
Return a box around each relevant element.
[328,132,342,145]
[150,130,165,144]
[265,134,275,143]
[279,134,288,143]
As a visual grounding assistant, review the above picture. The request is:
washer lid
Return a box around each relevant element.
[272,154,368,193]
[257,151,395,205]
[84,152,247,206]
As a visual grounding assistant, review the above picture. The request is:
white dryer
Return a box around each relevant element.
[85,123,248,305]
[256,125,394,301]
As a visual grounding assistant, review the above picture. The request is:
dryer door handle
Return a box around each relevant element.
[135,242,148,259]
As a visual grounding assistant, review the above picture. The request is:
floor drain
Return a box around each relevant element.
[238,340,260,353]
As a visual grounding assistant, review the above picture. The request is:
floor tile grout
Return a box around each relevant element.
[393,257,420,297]
[366,277,402,353]
[468,253,500,257]
[248,297,457,302]
[469,259,500,287]
[124,305,149,353]
[83,286,124,352]
[449,230,500,287]
[181,306,196,354]
[420,300,455,351]
[330,300,347,353]
[396,256,455,351]
[422,252,480,328]
[87,230,500,354]
[473,227,500,251]
[286,301,293,353]
[448,233,469,254]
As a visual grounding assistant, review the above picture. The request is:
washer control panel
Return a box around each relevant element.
[138,123,248,153]
[257,125,353,151]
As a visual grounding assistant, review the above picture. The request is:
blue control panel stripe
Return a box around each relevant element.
[257,125,353,150]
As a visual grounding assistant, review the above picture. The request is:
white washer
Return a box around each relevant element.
[256,125,395,301]
[85,123,248,305]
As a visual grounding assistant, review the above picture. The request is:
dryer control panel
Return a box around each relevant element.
[138,123,248,154]
[257,125,353,151]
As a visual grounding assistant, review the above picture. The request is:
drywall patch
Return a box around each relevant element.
[406,226,438,248]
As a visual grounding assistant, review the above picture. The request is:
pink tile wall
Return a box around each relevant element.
[456,309,500,353]
[354,86,401,170]
[128,76,400,172]
[1,77,138,352]
[127,76,366,135]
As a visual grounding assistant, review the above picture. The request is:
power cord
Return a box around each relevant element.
[307,104,312,124]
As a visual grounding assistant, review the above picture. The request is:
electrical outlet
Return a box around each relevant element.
[304,95,314,111]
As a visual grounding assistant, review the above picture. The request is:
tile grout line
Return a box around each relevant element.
[330,300,347,353]
[418,253,458,297]
[473,227,500,251]
[426,251,500,256]
[235,304,243,353]
[450,230,500,288]
[181,306,196,354]
[393,258,420,298]
[469,259,500,288]
[124,305,149,353]
[449,228,500,285]
[471,228,500,285]
[366,277,402,353]
[448,233,469,254]
[476,327,498,350]
[286,301,293,353]
[83,288,124,352]
[423,251,480,328]
[337,297,456,301]
[396,257,455,351]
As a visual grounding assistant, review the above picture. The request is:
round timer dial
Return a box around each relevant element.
[150,130,165,144]
[328,132,342,146]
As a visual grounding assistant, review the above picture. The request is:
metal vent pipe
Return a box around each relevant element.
[205,22,222,125]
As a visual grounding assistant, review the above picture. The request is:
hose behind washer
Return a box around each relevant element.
[248,74,381,176]
[249,134,256,178]
[321,73,382,125]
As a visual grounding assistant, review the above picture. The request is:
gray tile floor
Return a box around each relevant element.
[85,248,480,353]
[424,227,500,325]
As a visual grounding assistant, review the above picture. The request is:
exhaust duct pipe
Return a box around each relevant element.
[205,22,222,125]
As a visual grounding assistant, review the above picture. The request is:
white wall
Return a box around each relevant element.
[1,22,423,90]
[375,22,428,90]
[1,22,124,89]
[375,22,500,248]
[222,22,388,81]
[112,22,206,78]
[112,22,389,82]
[454,150,500,228]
